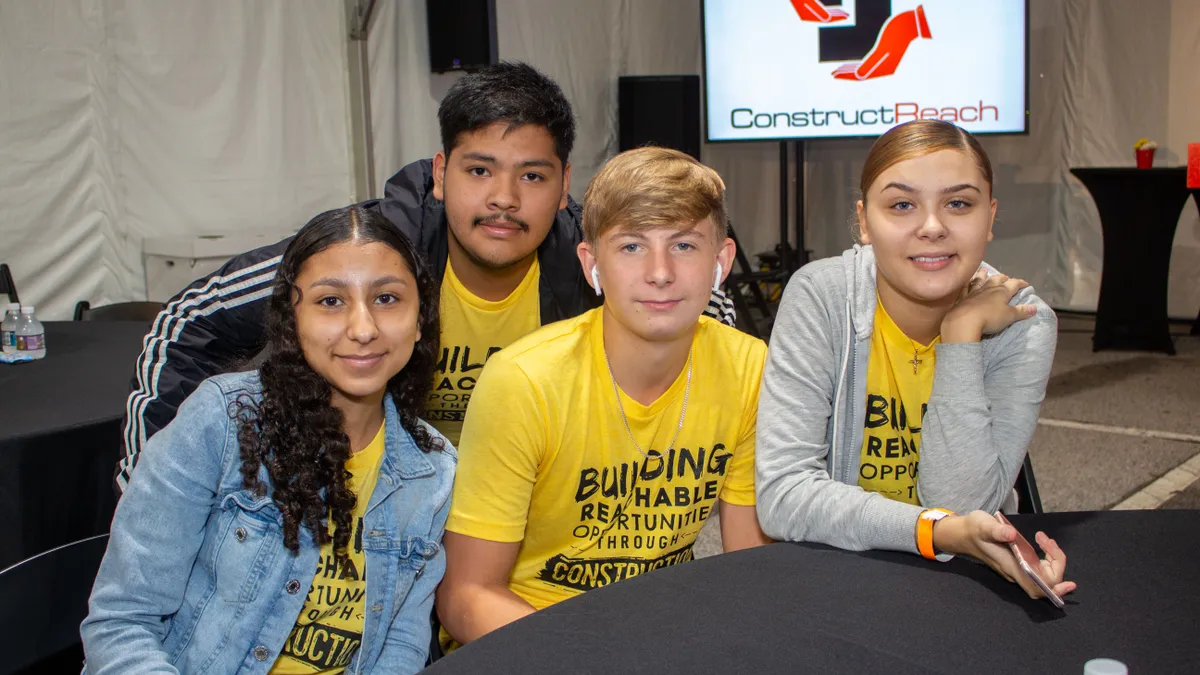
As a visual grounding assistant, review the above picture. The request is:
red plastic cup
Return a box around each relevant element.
[1135,147,1155,169]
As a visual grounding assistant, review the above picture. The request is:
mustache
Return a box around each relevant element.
[473,214,530,232]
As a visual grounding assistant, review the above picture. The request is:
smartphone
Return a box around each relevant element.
[994,512,1065,609]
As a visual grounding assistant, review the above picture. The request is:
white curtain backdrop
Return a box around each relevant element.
[2,0,1198,320]
[0,0,355,319]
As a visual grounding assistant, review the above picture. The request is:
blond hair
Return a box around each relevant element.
[861,120,994,202]
[582,147,728,243]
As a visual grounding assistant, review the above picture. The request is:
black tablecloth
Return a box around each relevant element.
[0,321,147,569]
[427,511,1200,675]
[1070,167,1200,354]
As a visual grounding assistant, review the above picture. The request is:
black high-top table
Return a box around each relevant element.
[1070,167,1198,354]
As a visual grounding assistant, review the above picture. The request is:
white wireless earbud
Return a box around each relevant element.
[712,263,723,293]
[591,267,602,296]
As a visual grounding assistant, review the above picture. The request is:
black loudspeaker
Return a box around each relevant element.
[618,75,702,160]
[427,0,497,73]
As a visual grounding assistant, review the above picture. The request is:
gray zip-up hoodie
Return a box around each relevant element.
[755,245,1057,554]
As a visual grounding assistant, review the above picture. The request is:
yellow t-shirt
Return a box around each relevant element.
[271,423,385,675]
[426,255,542,446]
[858,298,938,505]
[447,308,766,610]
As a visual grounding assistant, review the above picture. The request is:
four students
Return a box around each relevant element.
[84,65,1074,673]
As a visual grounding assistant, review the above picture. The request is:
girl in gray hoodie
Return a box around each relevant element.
[756,120,1075,602]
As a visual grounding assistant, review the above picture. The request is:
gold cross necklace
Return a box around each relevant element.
[907,339,924,374]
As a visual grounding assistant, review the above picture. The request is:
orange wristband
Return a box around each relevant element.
[916,508,955,561]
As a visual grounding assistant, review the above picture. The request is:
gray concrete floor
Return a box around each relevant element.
[694,315,1200,558]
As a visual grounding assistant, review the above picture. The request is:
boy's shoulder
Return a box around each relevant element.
[696,317,768,369]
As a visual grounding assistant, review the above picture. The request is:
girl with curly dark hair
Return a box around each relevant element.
[83,203,456,675]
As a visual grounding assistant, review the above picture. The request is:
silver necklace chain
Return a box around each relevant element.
[603,347,692,460]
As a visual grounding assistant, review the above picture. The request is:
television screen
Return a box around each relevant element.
[703,0,1028,141]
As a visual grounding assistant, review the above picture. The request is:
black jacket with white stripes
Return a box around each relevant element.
[117,159,736,493]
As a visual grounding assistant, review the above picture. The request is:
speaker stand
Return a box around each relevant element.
[794,140,810,269]
[723,222,777,339]
[777,141,811,278]
[778,143,793,275]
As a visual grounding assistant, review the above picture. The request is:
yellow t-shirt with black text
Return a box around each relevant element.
[270,424,385,674]
[858,299,937,505]
[447,308,765,610]
[427,256,541,446]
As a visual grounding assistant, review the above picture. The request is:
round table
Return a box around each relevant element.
[0,321,148,569]
[427,511,1200,674]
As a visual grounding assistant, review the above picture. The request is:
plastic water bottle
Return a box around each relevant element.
[1084,658,1128,675]
[15,306,46,359]
[1,303,19,354]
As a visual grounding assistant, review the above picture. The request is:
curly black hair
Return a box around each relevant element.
[438,61,576,166]
[233,203,442,556]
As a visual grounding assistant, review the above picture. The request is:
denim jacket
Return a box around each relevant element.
[82,371,456,674]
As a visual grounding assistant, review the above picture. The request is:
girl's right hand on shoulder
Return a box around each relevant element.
[941,270,1036,343]
[932,510,1077,600]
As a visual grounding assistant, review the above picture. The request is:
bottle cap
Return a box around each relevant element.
[6,303,18,311]
[21,306,34,314]
[1084,659,1128,675]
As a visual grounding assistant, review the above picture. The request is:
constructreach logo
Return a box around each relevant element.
[798,0,930,81]
[730,0,1000,132]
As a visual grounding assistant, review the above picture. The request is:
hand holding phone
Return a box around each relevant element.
[994,512,1066,608]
